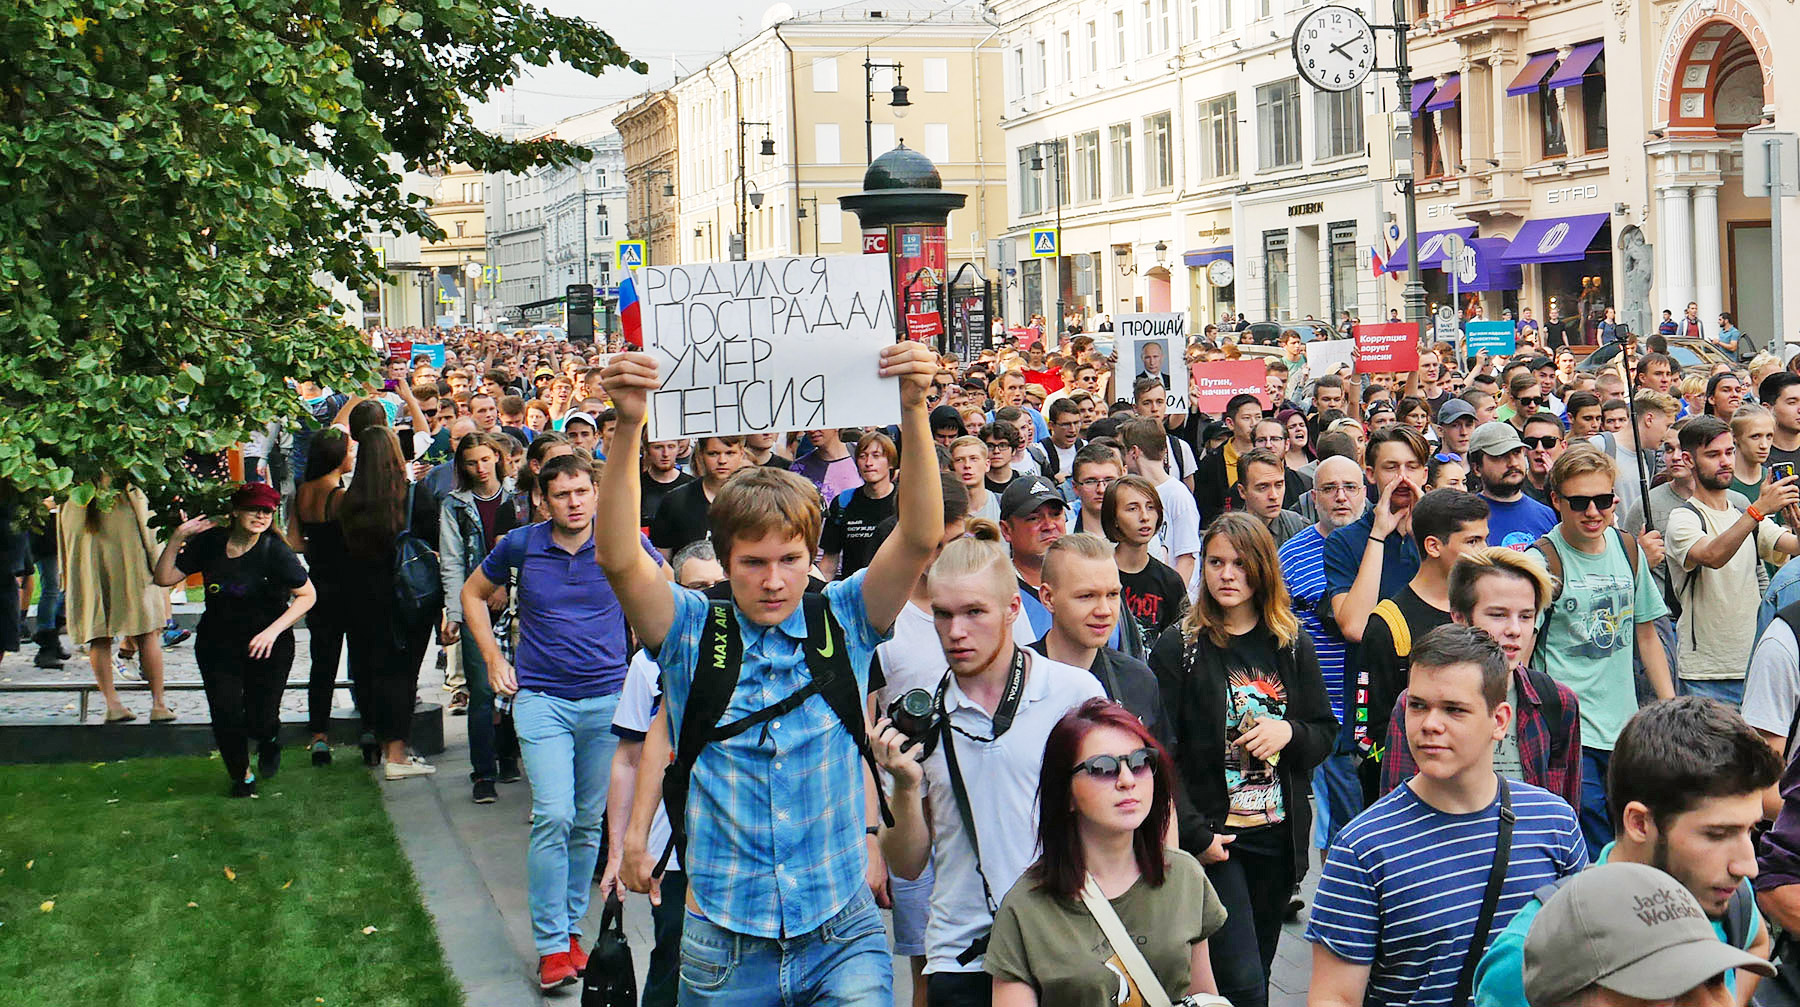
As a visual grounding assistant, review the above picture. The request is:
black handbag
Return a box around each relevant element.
[579,894,638,1007]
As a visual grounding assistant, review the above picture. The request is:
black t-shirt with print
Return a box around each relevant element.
[820,486,899,579]
[1118,557,1189,650]
[175,528,308,640]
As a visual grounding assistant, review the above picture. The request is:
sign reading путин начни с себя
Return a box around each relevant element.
[639,254,900,440]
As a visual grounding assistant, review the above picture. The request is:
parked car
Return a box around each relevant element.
[1239,319,1340,346]
[1574,337,1736,377]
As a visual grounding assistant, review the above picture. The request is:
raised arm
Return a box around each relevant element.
[860,342,946,633]
[596,354,677,649]
[152,516,219,587]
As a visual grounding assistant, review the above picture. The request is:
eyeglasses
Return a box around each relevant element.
[1073,747,1157,781]
[1075,477,1116,490]
[1562,492,1616,513]
[986,442,1011,452]
[1522,435,1561,450]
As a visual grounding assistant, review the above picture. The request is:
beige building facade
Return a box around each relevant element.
[615,90,681,269]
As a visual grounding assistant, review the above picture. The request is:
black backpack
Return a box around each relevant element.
[654,594,893,875]
[391,483,443,630]
[579,895,637,1007]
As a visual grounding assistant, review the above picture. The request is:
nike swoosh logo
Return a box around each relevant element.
[818,618,836,659]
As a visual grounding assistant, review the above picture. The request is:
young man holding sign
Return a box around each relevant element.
[601,340,945,1007]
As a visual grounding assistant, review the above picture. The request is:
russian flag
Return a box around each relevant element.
[618,271,642,348]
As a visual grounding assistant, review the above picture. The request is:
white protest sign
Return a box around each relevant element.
[1304,338,1356,378]
[1113,313,1188,412]
[638,255,899,439]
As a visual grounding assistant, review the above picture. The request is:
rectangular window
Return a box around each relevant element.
[1539,70,1567,157]
[1140,1,1153,54]
[1113,10,1127,64]
[819,206,843,245]
[1073,130,1101,202]
[1108,123,1134,196]
[1197,93,1238,179]
[1221,0,1233,30]
[598,217,610,238]
[1258,0,1272,17]
[1264,229,1291,318]
[1144,111,1173,189]
[871,123,897,156]
[1256,78,1303,169]
[1036,40,1048,90]
[1581,53,1608,153]
[925,122,951,163]
[1061,31,1073,82]
[1019,146,1044,214]
[1329,221,1359,323]
[1014,48,1027,95]
[1051,139,1070,206]
[923,57,949,93]
[1314,86,1365,160]
[815,123,841,164]
[1157,0,1171,51]
[812,57,838,92]
[1086,21,1099,73]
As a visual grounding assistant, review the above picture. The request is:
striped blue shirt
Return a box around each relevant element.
[1279,524,1347,722]
[1305,779,1586,1007]
[653,571,888,939]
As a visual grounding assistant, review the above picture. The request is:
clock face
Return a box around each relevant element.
[1208,259,1235,288]
[1292,5,1376,93]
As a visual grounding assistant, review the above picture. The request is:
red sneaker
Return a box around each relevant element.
[538,951,578,990]
[567,934,589,975]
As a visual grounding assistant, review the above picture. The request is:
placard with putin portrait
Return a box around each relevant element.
[1113,313,1188,413]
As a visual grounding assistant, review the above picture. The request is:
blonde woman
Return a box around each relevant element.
[58,483,173,722]
[1147,513,1336,1007]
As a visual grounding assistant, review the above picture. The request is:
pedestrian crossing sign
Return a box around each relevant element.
[616,241,646,268]
[1030,229,1058,258]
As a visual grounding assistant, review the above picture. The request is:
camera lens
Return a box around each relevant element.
[895,689,934,719]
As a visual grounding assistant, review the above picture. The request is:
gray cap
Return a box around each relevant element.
[999,475,1066,521]
[1467,420,1525,459]
[1524,862,1773,1007]
[1437,398,1476,425]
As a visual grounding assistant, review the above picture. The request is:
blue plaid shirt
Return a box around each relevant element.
[653,571,888,938]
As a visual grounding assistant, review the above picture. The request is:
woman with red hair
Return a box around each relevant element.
[984,698,1227,1006]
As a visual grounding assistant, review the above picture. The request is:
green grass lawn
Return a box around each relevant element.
[0,753,463,1007]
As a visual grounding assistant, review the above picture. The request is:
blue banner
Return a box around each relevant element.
[1465,321,1515,356]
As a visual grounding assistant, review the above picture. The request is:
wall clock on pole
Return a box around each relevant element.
[1292,5,1376,93]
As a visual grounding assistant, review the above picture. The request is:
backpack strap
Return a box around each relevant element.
[1373,599,1411,658]
[1524,667,1568,765]
[1354,599,1411,764]
[1723,879,1755,949]
[799,593,894,832]
[656,601,745,875]
[1533,534,1564,604]
[1615,526,1640,578]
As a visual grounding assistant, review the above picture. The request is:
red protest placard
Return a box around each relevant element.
[1353,322,1419,373]
[1189,360,1269,415]
[905,310,943,341]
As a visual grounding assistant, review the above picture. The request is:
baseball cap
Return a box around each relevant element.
[1525,355,1555,372]
[999,476,1066,521]
[1524,862,1773,1007]
[533,366,554,379]
[1467,420,1525,458]
[561,410,598,431]
[1437,399,1476,425]
[230,482,281,511]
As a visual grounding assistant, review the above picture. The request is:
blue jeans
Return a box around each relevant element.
[1579,747,1613,860]
[513,688,620,955]
[1681,677,1745,706]
[1312,749,1363,850]
[459,630,496,782]
[33,555,60,640]
[679,888,892,1006]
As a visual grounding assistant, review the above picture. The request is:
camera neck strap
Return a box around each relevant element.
[934,645,1029,926]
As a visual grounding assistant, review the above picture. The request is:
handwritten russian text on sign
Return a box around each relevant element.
[1113,313,1189,413]
[639,255,899,440]
[1465,321,1516,356]
[1190,361,1270,415]
[1353,322,1419,373]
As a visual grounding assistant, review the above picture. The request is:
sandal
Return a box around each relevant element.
[149,707,177,723]
[103,708,137,724]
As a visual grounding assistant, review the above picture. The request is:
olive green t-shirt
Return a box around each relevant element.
[985,850,1226,1004]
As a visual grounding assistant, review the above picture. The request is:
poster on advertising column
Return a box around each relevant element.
[637,254,899,440]
[1353,322,1420,374]
[1113,313,1189,412]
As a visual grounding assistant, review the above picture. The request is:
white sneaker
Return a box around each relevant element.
[383,757,437,780]
[114,658,141,682]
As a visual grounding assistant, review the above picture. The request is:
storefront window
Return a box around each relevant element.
[1264,230,1290,320]
[1539,66,1567,158]
[1418,116,1445,178]
[1329,223,1360,323]
[1581,54,1607,153]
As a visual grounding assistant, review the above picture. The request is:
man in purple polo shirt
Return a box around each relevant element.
[459,451,661,990]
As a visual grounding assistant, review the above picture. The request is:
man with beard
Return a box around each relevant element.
[1475,697,1778,1007]
[1666,416,1800,706]
[1468,422,1557,550]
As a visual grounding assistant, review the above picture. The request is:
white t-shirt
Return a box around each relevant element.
[1153,474,1202,572]
[914,651,1107,973]
[877,601,1038,708]
[612,651,677,872]
[1667,496,1786,681]
[1744,618,1800,740]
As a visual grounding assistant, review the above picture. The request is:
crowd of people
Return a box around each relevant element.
[19,315,1800,1007]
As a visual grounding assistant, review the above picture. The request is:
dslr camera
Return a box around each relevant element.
[885,688,941,757]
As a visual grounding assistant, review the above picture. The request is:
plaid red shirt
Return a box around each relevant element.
[1378,665,1582,810]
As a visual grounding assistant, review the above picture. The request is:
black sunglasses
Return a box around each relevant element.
[1522,435,1561,450]
[1074,747,1157,781]
[1515,396,1544,408]
[1562,492,1616,513]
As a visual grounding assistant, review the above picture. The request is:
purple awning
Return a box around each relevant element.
[1500,214,1611,265]
[1506,50,1560,96]
[1182,246,1233,267]
[1424,73,1461,112]
[1440,237,1523,292]
[1383,226,1478,274]
[1545,41,1603,89]
[1410,80,1437,115]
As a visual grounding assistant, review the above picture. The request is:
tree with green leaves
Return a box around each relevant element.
[0,0,642,518]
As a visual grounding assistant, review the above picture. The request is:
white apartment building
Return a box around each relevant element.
[995,0,1395,333]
